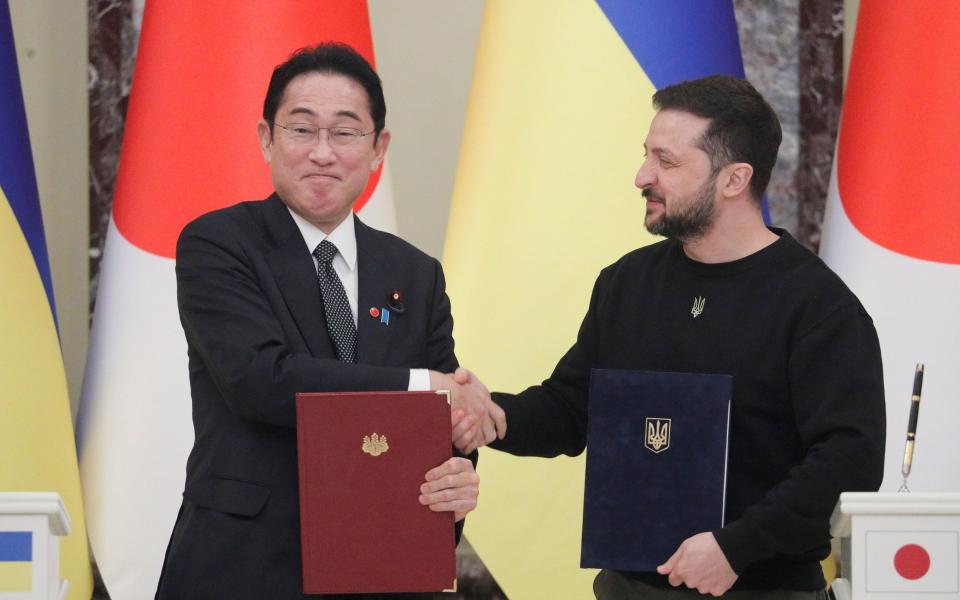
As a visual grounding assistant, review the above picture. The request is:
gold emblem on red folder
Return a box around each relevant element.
[644,418,671,453]
[362,433,389,456]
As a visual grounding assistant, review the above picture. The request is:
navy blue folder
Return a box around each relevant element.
[581,369,732,572]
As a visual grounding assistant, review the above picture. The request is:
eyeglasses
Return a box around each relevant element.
[272,122,375,147]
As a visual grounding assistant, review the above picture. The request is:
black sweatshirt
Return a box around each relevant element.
[490,229,885,591]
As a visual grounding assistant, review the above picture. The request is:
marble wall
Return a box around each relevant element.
[734,0,844,248]
[796,0,844,249]
[736,0,801,235]
[88,0,136,315]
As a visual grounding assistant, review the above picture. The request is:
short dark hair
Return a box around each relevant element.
[652,75,782,201]
[263,43,386,135]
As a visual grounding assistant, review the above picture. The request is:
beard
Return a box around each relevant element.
[643,176,717,241]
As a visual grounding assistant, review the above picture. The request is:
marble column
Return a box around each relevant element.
[88,0,134,315]
[735,0,844,251]
[796,0,844,251]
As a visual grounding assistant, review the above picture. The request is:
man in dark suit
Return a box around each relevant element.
[155,43,502,599]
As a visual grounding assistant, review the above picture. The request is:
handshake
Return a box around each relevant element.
[429,368,506,454]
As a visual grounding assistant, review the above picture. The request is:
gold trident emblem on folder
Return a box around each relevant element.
[644,418,671,454]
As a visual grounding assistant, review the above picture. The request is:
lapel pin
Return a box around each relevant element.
[369,307,380,318]
[386,290,405,314]
[380,308,391,325]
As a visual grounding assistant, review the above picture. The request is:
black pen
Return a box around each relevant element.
[901,363,924,481]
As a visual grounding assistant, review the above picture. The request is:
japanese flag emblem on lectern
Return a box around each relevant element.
[865,531,959,594]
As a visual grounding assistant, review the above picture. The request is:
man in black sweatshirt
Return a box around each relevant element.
[463,75,885,598]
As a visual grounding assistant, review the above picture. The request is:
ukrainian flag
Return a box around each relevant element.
[0,532,32,592]
[1,1,92,597]
[444,2,743,597]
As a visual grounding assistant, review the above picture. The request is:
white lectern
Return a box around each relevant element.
[830,492,960,600]
[0,493,70,600]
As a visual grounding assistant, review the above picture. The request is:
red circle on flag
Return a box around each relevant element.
[894,544,930,580]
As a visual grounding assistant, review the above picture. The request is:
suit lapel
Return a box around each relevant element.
[261,195,334,358]
[355,216,394,366]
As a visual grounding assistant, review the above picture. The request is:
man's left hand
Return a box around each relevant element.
[657,532,737,596]
[419,457,479,522]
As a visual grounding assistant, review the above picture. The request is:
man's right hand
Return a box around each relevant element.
[453,367,506,450]
[430,368,506,453]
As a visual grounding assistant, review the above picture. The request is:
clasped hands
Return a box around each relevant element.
[417,367,502,522]
[430,367,506,454]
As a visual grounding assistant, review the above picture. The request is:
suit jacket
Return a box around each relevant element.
[156,195,460,599]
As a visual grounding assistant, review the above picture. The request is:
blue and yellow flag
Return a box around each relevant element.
[443,1,743,597]
[0,532,32,592]
[0,2,92,597]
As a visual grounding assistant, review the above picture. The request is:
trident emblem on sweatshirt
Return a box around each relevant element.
[691,296,706,318]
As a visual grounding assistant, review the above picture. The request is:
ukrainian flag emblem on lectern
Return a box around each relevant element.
[0,531,32,592]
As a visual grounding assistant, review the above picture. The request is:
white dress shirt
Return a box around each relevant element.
[287,208,430,390]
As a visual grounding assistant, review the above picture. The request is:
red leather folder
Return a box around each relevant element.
[295,390,455,594]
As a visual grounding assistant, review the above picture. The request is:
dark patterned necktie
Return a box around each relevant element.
[313,240,357,363]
